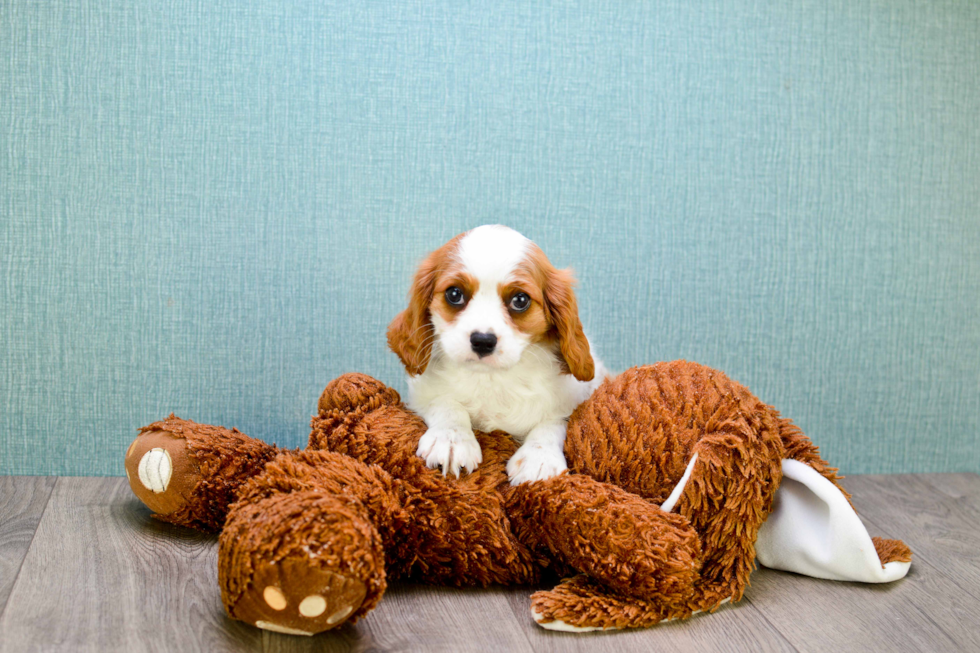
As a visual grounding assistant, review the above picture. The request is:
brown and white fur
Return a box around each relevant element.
[387,225,608,485]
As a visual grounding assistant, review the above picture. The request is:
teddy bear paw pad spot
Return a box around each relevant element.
[263,586,287,611]
[298,595,327,617]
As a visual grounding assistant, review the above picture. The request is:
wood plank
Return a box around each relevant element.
[503,584,797,653]
[263,583,535,653]
[915,472,980,502]
[743,474,980,653]
[0,477,56,616]
[0,478,262,653]
[3,473,978,652]
[744,564,980,652]
[843,473,980,603]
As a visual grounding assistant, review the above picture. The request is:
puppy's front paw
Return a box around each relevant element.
[416,427,483,478]
[507,443,568,485]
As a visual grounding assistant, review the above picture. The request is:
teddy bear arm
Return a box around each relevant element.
[124,415,280,532]
[507,475,702,603]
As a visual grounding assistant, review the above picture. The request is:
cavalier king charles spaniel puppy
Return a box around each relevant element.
[387,225,608,485]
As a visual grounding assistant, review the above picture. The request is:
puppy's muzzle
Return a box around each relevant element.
[470,332,497,358]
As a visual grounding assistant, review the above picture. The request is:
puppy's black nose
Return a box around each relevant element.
[470,332,497,357]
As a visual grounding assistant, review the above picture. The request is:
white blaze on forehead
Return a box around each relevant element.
[456,225,530,286]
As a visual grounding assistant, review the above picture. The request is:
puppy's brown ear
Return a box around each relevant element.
[544,267,594,382]
[387,251,440,376]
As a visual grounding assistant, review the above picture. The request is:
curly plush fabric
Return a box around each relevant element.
[124,362,911,634]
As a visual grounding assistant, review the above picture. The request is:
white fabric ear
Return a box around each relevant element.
[756,458,910,583]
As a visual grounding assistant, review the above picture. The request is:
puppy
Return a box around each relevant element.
[387,225,608,485]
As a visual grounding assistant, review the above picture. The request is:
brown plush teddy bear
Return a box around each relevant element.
[124,361,910,635]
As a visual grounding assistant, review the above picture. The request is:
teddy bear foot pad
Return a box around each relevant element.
[124,430,201,516]
[229,558,368,636]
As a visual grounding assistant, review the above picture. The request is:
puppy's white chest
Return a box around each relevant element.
[456,373,562,438]
[409,354,575,439]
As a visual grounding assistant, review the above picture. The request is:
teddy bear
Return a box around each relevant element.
[124,361,911,635]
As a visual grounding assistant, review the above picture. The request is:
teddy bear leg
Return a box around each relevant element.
[530,575,708,631]
[530,572,741,632]
[531,574,740,633]
[125,415,280,531]
[507,474,702,604]
[219,490,386,636]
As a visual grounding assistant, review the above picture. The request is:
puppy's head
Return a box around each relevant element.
[387,225,594,380]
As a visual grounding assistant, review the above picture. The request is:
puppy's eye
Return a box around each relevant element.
[509,292,531,312]
[445,286,466,306]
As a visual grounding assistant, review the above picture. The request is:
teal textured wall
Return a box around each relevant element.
[2,1,978,476]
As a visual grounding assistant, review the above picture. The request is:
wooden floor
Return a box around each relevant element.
[1,474,979,653]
